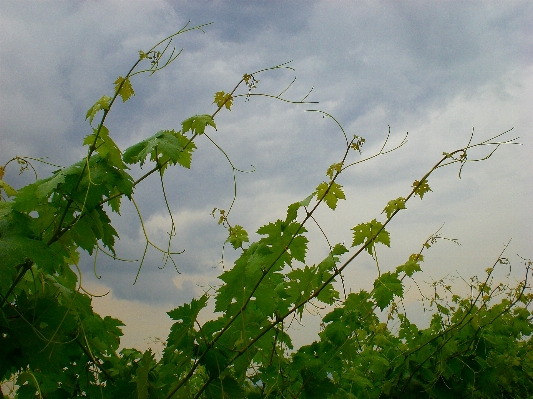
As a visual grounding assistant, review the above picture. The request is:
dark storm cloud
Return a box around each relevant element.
[167,0,315,43]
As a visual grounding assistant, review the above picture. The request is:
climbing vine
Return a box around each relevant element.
[1,24,531,399]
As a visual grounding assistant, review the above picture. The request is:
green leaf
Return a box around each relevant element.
[168,294,208,324]
[351,219,390,255]
[205,374,243,397]
[396,253,423,277]
[289,235,309,263]
[0,210,61,278]
[226,225,249,249]
[136,350,153,399]
[13,167,70,213]
[123,130,196,170]
[83,125,125,170]
[316,181,345,210]
[85,95,112,124]
[412,178,432,199]
[257,220,308,265]
[326,162,342,179]
[0,179,17,197]
[332,243,348,256]
[373,272,403,310]
[286,265,318,307]
[286,202,301,223]
[300,193,314,207]
[181,114,216,135]
[302,370,337,399]
[382,197,406,219]
[114,76,135,102]
[70,216,97,254]
[167,295,208,352]
[108,187,122,214]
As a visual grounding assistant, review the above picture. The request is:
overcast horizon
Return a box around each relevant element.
[1,1,532,351]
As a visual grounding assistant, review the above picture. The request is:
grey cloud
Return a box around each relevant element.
[1,1,531,309]
[167,0,315,43]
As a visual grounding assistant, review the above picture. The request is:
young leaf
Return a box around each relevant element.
[226,225,249,249]
[350,135,366,153]
[315,181,345,210]
[382,197,406,219]
[351,219,390,255]
[138,50,148,60]
[114,76,135,102]
[213,91,233,110]
[85,95,112,124]
[373,272,403,310]
[181,114,216,135]
[412,178,432,199]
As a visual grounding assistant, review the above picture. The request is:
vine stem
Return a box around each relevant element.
[0,259,33,308]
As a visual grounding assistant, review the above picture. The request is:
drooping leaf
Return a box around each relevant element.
[123,130,196,170]
[181,114,217,135]
[86,95,112,124]
[373,272,403,310]
[0,209,61,278]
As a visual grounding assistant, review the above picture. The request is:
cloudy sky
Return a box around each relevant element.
[1,1,532,351]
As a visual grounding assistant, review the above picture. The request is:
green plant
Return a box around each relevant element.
[1,25,531,399]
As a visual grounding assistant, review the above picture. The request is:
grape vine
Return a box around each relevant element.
[1,25,531,399]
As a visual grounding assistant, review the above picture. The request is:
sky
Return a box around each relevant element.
[1,1,532,352]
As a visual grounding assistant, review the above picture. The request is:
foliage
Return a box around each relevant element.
[1,25,532,399]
